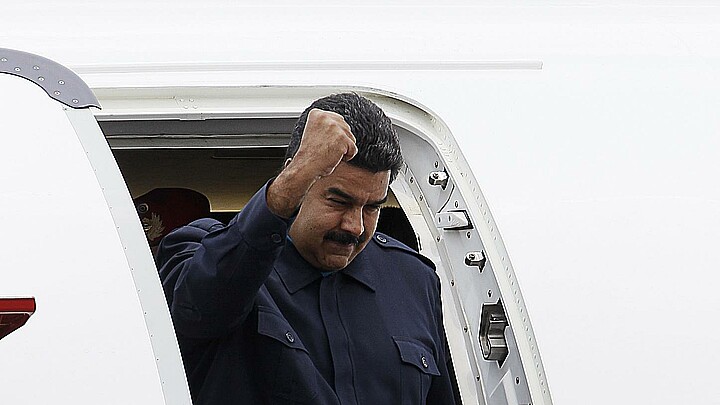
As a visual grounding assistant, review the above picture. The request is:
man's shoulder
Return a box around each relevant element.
[368,232,436,272]
[164,218,225,242]
[365,232,441,299]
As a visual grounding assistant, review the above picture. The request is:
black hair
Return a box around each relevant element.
[285,93,404,182]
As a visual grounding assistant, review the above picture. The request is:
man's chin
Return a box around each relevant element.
[320,259,349,272]
[319,252,355,272]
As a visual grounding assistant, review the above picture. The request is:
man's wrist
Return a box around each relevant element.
[266,164,316,219]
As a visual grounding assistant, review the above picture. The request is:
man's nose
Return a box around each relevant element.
[340,208,364,237]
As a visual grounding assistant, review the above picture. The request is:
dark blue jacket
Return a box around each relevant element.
[156,184,457,404]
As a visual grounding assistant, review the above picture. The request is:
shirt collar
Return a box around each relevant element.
[274,241,378,294]
[274,242,322,294]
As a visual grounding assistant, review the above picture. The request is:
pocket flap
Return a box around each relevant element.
[392,336,440,376]
[257,306,308,353]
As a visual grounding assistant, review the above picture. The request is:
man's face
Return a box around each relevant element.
[289,162,390,271]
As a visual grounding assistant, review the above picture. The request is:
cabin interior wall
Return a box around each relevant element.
[107,119,417,249]
[113,148,284,212]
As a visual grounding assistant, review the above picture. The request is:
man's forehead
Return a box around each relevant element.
[312,163,390,199]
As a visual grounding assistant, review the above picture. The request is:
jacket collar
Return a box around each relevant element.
[274,241,377,294]
[342,251,377,292]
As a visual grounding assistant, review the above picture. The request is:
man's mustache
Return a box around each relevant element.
[324,231,368,246]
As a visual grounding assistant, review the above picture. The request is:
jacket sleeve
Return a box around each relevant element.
[156,182,289,339]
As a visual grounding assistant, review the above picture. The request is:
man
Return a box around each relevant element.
[157,93,457,404]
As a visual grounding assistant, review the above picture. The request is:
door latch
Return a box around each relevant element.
[436,211,472,230]
[428,170,449,189]
[479,301,509,365]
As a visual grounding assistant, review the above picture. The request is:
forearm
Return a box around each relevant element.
[266,161,318,219]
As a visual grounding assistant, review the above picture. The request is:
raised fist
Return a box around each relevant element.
[266,109,358,218]
[292,109,358,178]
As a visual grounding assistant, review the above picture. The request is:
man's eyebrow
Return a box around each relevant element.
[328,187,354,201]
[327,187,388,206]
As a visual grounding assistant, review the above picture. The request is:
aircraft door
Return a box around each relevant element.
[0,48,192,405]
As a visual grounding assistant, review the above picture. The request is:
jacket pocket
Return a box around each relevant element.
[257,306,318,403]
[393,336,440,403]
[257,306,309,352]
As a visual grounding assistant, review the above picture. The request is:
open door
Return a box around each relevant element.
[95,86,552,405]
[0,48,191,405]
